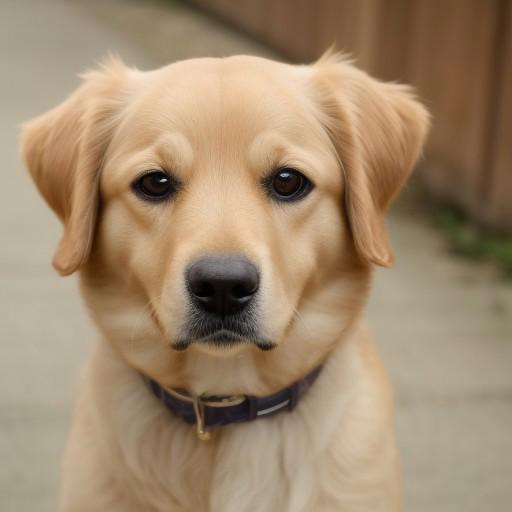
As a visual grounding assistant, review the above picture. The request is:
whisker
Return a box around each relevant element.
[289,306,314,340]
[125,289,166,359]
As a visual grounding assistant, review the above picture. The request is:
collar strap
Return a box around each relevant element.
[143,365,323,440]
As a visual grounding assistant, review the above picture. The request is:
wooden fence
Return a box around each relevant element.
[186,0,512,233]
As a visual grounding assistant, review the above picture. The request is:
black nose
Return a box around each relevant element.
[186,255,259,317]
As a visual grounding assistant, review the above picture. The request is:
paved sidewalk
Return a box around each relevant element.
[1,1,511,511]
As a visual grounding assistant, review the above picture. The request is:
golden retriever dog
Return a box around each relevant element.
[21,53,428,511]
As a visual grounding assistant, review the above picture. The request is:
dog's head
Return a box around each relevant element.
[21,54,428,394]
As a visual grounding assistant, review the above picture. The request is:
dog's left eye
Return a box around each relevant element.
[132,171,177,202]
[264,168,313,202]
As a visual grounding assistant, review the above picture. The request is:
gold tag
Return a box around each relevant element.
[192,396,211,441]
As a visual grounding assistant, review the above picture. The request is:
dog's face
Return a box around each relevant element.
[21,55,428,394]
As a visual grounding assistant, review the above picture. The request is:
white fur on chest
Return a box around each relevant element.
[62,333,398,512]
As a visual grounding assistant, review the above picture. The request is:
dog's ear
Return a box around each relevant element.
[312,53,430,267]
[20,57,132,276]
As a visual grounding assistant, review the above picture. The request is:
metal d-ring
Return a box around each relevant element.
[164,387,246,441]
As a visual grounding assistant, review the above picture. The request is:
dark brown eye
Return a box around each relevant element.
[266,168,313,202]
[133,170,177,201]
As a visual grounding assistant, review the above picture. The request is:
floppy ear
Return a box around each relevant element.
[313,54,430,267]
[20,57,132,276]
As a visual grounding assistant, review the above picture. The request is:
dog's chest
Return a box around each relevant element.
[122,414,323,512]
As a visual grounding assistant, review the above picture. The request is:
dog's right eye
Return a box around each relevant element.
[132,170,178,202]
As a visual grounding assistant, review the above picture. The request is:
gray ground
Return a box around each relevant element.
[1,1,511,511]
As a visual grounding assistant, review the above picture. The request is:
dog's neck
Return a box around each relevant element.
[142,363,324,440]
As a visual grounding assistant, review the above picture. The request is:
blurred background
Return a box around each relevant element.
[1,1,511,511]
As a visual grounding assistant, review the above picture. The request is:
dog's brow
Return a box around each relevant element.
[249,132,324,179]
[154,132,194,172]
[248,132,290,171]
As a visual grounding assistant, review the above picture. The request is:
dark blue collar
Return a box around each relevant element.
[144,365,323,440]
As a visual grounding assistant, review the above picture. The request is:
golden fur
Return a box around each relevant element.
[21,53,429,511]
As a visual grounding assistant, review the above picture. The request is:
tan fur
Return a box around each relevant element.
[21,54,429,511]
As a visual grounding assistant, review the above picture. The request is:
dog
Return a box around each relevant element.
[21,52,429,511]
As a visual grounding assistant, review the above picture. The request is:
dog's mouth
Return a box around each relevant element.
[172,328,275,352]
[171,303,276,352]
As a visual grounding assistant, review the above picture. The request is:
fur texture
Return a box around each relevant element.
[21,54,429,511]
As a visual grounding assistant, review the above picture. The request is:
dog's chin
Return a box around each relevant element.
[171,329,276,356]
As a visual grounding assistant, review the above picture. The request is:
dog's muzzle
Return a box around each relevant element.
[186,254,259,317]
[174,254,274,351]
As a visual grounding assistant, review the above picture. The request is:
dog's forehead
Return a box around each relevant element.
[147,55,303,106]
[120,57,321,149]
[103,57,340,194]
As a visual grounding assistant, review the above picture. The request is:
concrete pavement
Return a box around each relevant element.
[1,1,511,511]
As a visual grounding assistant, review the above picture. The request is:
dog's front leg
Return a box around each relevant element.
[59,399,146,512]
